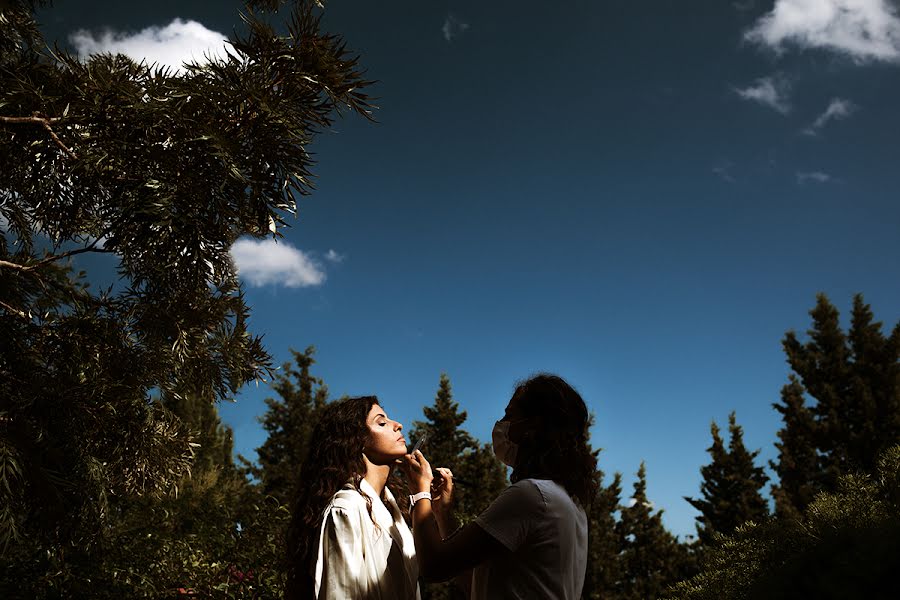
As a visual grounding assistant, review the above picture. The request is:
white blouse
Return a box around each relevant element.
[314,479,420,600]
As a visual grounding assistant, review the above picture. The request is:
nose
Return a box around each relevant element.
[395,421,403,431]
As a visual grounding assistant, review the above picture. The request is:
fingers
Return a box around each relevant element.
[435,467,453,479]
[413,449,430,469]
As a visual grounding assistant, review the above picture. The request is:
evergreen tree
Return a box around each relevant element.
[582,470,623,600]
[616,462,686,600]
[411,374,476,472]
[769,377,819,520]
[0,0,372,593]
[166,392,238,480]
[249,346,328,504]
[773,294,900,515]
[665,446,900,600]
[410,373,507,522]
[685,413,769,545]
[410,373,507,600]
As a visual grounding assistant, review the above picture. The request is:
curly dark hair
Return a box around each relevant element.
[509,374,600,507]
[284,395,408,600]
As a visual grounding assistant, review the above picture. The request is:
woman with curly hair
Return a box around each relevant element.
[285,396,421,600]
[402,374,599,600]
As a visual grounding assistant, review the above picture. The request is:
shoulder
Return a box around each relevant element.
[527,479,585,517]
[480,479,546,519]
[505,478,549,506]
[325,485,368,516]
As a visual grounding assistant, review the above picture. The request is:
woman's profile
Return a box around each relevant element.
[402,373,598,599]
[285,396,420,600]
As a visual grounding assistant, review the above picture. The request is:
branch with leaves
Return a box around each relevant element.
[0,113,77,159]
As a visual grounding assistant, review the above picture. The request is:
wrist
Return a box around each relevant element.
[409,490,432,508]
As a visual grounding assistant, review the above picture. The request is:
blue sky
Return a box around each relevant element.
[39,1,900,538]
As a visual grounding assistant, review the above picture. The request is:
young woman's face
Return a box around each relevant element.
[364,403,407,463]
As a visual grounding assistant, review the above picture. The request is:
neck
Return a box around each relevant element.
[363,459,391,498]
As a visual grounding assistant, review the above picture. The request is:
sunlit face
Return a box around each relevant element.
[363,404,407,463]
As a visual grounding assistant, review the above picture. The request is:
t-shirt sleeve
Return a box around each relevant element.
[315,506,367,599]
[474,480,544,552]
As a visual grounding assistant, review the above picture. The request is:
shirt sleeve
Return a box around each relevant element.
[474,480,544,552]
[316,506,367,599]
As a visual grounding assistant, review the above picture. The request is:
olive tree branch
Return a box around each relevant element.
[0,113,78,160]
[0,241,113,272]
[0,299,29,320]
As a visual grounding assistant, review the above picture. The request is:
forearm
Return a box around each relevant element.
[411,499,444,578]
[434,507,459,539]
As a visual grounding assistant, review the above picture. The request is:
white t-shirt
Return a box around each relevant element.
[314,479,420,600]
[471,478,587,600]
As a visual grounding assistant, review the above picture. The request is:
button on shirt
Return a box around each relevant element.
[471,478,588,600]
[314,479,420,600]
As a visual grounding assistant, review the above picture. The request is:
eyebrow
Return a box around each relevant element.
[372,413,387,421]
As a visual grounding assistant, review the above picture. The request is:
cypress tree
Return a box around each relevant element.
[410,373,507,522]
[685,413,768,545]
[770,377,819,520]
[616,462,684,600]
[582,470,623,600]
[249,346,328,504]
[411,373,507,600]
[774,294,899,515]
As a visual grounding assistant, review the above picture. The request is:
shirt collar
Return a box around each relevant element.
[358,477,382,503]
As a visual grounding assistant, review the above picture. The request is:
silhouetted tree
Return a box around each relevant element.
[616,462,686,600]
[771,294,900,517]
[582,469,623,600]
[248,346,328,504]
[770,377,819,520]
[665,446,900,600]
[685,412,768,545]
[411,373,507,600]
[410,373,507,522]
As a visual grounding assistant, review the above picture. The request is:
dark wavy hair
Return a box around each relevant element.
[509,374,600,506]
[284,395,408,600]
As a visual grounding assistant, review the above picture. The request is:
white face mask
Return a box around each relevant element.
[491,420,518,467]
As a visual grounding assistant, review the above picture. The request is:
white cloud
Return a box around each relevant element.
[70,18,229,73]
[745,0,900,63]
[442,14,470,42]
[324,249,344,264]
[803,97,857,135]
[230,238,325,288]
[734,76,792,113]
[796,170,833,184]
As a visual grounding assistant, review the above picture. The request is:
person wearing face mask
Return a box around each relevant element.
[401,374,598,600]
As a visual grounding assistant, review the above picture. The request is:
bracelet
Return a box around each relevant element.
[409,491,432,507]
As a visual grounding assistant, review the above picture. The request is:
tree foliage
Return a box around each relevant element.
[770,293,900,517]
[0,0,372,591]
[410,373,507,523]
[247,346,328,504]
[615,462,691,600]
[581,458,623,599]
[410,373,507,600]
[685,412,769,545]
[665,445,900,600]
